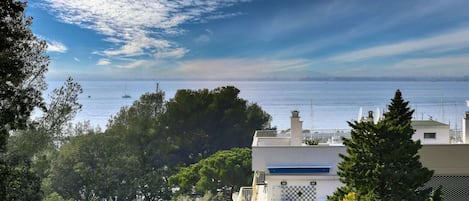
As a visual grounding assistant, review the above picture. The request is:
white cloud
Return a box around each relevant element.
[47,40,67,53]
[43,0,248,60]
[330,28,469,62]
[206,12,244,20]
[155,48,189,59]
[97,58,111,65]
[73,57,80,62]
[116,60,148,69]
[194,29,213,43]
[194,34,211,43]
[175,58,312,79]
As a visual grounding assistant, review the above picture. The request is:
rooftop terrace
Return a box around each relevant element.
[252,129,350,147]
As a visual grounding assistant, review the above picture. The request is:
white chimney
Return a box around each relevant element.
[290,110,303,145]
[463,112,469,144]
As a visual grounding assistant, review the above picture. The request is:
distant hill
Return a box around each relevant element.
[299,76,469,82]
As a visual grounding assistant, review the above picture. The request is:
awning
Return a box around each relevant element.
[267,165,331,174]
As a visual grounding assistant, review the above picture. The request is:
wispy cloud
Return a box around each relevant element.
[43,0,249,62]
[73,57,80,62]
[96,58,111,65]
[330,28,469,62]
[195,35,211,43]
[47,40,67,53]
[155,48,189,60]
[194,29,213,43]
[393,54,469,74]
[175,58,313,79]
[116,59,148,69]
[206,12,244,20]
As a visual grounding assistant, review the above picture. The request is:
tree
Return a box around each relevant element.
[160,86,271,166]
[7,77,82,158]
[0,0,48,151]
[50,132,143,200]
[42,192,73,201]
[106,91,173,200]
[1,0,49,199]
[169,148,252,198]
[4,78,83,200]
[40,76,83,146]
[50,87,269,200]
[329,90,436,201]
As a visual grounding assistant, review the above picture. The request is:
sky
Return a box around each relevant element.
[27,0,469,81]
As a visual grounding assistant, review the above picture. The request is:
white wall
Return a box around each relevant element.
[463,112,469,143]
[413,125,450,144]
[255,137,291,146]
[251,144,469,200]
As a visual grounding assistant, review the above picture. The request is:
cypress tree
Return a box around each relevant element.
[329,90,435,201]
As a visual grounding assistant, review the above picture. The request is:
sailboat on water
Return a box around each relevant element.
[122,85,131,98]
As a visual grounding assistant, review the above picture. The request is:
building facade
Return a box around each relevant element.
[235,110,469,201]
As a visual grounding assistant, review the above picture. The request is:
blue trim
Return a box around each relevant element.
[268,166,330,174]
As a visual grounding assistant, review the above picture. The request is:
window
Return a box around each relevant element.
[424,132,436,139]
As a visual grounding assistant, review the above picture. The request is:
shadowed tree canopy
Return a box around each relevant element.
[169,148,252,196]
[160,86,271,165]
[0,0,48,146]
[50,132,142,201]
[51,86,270,200]
[1,1,49,200]
[329,89,437,201]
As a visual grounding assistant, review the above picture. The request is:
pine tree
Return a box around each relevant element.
[329,90,435,201]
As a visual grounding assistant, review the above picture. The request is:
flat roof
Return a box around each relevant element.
[411,120,449,127]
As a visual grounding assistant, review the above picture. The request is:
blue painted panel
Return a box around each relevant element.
[268,167,330,174]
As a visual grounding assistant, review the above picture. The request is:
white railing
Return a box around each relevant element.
[234,187,252,201]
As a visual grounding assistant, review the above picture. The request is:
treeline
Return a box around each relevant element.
[1,1,271,200]
[60,86,270,200]
[8,84,271,201]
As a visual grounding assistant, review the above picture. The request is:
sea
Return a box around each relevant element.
[44,80,469,131]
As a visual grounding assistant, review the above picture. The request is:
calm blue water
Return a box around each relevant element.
[44,80,469,130]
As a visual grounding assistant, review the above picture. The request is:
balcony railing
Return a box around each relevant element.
[233,187,252,201]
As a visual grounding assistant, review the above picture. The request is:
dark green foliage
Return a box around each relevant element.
[329,90,436,201]
[2,158,42,201]
[0,0,48,150]
[50,86,270,200]
[7,77,82,175]
[51,132,143,200]
[41,77,83,144]
[430,186,443,201]
[47,87,270,200]
[160,86,271,165]
[51,91,173,201]
[169,148,252,196]
[1,0,49,199]
[7,77,82,157]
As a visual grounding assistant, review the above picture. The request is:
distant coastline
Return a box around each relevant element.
[47,76,469,82]
[298,76,469,82]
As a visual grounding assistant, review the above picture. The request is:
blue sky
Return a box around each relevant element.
[28,0,469,80]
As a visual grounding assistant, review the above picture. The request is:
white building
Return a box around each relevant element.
[412,120,450,144]
[234,110,469,201]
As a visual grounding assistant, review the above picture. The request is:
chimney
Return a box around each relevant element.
[463,101,469,143]
[367,111,374,123]
[290,110,303,145]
